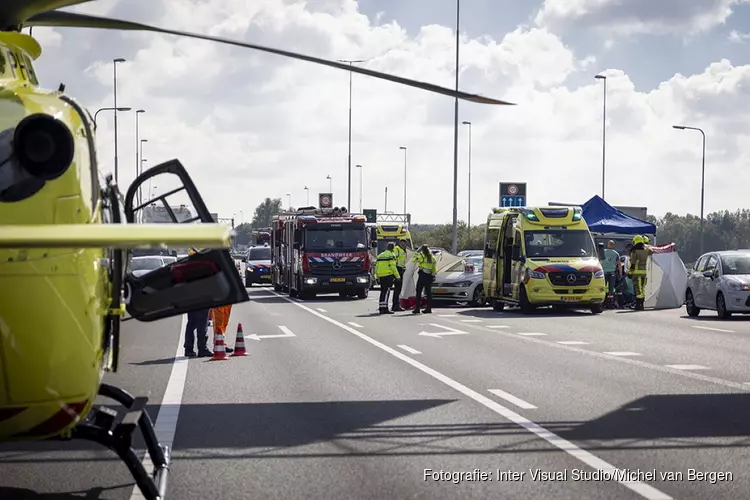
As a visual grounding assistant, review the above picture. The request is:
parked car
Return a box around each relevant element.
[130,255,174,278]
[457,249,483,257]
[431,255,487,306]
[685,250,750,318]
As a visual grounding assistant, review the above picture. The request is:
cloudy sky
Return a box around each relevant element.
[28,0,750,223]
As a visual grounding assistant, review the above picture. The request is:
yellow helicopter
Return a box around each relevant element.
[0,1,514,498]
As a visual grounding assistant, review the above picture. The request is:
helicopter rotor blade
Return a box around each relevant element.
[26,10,515,105]
[0,0,92,30]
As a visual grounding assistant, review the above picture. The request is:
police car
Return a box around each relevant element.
[243,244,272,286]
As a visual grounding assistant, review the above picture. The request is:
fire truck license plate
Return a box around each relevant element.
[330,278,346,283]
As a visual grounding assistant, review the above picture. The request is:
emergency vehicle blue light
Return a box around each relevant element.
[572,207,582,221]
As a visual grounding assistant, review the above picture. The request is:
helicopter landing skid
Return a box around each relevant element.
[67,383,170,500]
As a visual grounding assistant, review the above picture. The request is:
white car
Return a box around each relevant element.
[431,255,487,306]
[685,250,750,319]
[130,255,175,278]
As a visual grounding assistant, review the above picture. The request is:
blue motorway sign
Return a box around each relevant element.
[500,195,526,207]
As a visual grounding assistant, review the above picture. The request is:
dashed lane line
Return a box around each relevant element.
[461,319,483,323]
[665,365,710,370]
[348,322,364,328]
[516,332,547,336]
[437,317,750,393]
[438,314,458,317]
[397,345,422,355]
[271,291,672,500]
[557,341,590,345]
[316,308,327,313]
[488,389,537,410]
[487,325,509,329]
[691,325,734,333]
[604,352,642,357]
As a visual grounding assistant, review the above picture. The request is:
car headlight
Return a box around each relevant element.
[357,276,369,283]
[454,281,472,287]
[247,267,254,272]
[726,280,750,291]
[525,269,544,280]
[594,270,604,279]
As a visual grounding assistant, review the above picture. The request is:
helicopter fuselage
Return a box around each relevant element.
[0,32,109,441]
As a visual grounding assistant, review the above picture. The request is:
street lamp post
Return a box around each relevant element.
[451,0,461,254]
[595,74,607,200]
[356,164,363,213]
[326,175,332,194]
[286,193,291,209]
[304,186,309,205]
[384,186,388,213]
[462,121,472,231]
[93,106,131,126]
[672,125,707,255]
[113,57,126,184]
[139,139,148,176]
[135,109,145,205]
[399,146,407,215]
[338,59,365,213]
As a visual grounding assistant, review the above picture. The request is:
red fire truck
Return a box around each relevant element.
[251,228,271,246]
[272,207,377,299]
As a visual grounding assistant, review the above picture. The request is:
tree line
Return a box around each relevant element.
[238,198,749,264]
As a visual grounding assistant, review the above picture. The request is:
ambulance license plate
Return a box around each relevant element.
[433,288,448,294]
[562,296,583,302]
[330,278,346,283]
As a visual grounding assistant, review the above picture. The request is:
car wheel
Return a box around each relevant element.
[519,285,534,314]
[716,292,732,319]
[357,289,368,299]
[471,285,486,306]
[590,303,603,314]
[685,289,700,317]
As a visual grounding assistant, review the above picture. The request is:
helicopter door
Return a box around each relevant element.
[122,159,249,322]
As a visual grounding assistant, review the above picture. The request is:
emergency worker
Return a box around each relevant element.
[412,244,437,314]
[191,246,234,353]
[376,242,400,314]
[184,249,212,357]
[628,235,653,310]
[391,239,408,311]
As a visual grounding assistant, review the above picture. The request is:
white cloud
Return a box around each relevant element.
[728,29,750,42]
[535,0,750,37]
[21,0,750,225]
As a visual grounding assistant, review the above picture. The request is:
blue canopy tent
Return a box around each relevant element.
[581,195,656,235]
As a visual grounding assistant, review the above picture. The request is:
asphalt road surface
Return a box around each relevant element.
[2,286,750,499]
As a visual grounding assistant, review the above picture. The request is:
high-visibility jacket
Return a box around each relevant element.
[629,245,652,275]
[375,250,399,278]
[412,252,437,275]
[393,245,407,268]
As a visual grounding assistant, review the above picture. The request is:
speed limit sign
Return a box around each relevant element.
[507,184,519,195]
[319,193,333,208]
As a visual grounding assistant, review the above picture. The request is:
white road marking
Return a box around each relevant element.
[129,315,190,500]
[419,323,469,338]
[438,314,458,317]
[486,325,509,329]
[691,325,734,333]
[246,325,296,341]
[604,352,641,357]
[348,322,364,328]
[316,308,327,313]
[271,291,672,500]
[665,364,709,370]
[557,341,590,345]
[488,389,537,410]
[461,319,483,323]
[397,345,422,355]
[516,332,547,336]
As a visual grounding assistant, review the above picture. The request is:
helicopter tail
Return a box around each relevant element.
[0,223,233,249]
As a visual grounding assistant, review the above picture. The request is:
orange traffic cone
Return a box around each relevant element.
[210,326,229,361]
[207,309,214,326]
[230,323,248,357]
